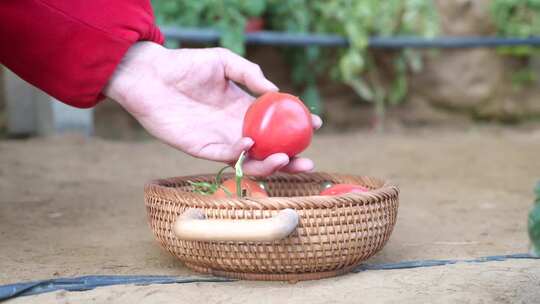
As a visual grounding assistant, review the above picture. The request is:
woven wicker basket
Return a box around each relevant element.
[144,172,399,281]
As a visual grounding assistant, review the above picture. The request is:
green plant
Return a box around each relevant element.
[188,151,248,197]
[511,68,538,89]
[528,181,540,257]
[267,0,438,130]
[152,0,266,54]
[491,0,540,56]
[491,0,540,89]
[153,0,439,130]
[264,1,327,115]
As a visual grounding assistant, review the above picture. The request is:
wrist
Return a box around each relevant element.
[103,41,166,106]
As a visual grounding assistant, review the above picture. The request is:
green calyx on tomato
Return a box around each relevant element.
[243,92,313,161]
[188,165,231,196]
[213,178,268,198]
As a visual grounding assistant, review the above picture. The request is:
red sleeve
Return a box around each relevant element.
[0,0,164,108]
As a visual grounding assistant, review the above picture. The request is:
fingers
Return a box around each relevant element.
[197,138,317,177]
[198,138,254,162]
[229,137,255,160]
[242,154,315,176]
[311,114,323,130]
[279,157,315,174]
[216,48,279,95]
[242,153,289,176]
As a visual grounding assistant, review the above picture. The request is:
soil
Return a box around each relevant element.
[1,125,540,303]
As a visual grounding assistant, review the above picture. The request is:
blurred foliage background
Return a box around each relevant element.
[152,0,540,128]
[492,0,540,89]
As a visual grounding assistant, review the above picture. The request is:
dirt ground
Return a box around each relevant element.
[1,125,540,303]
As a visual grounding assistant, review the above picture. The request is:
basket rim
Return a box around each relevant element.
[144,172,399,210]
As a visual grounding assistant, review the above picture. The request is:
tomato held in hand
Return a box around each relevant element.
[213,178,268,198]
[243,92,313,160]
[320,184,369,196]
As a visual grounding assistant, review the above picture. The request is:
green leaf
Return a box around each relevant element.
[152,0,442,117]
[347,78,374,101]
[491,0,540,39]
[188,180,217,195]
[528,204,540,257]
[301,84,323,115]
[345,23,369,50]
[339,52,365,82]
[240,0,266,16]
[220,25,245,55]
[389,57,408,105]
[291,57,309,85]
[306,46,321,62]
[389,76,407,105]
[404,49,423,73]
[511,68,537,88]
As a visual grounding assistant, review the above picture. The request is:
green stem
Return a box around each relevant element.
[215,165,230,186]
[374,94,385,133]
[235,151,246,197]
[366,63,385,133]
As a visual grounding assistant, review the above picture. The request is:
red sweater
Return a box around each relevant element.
[0,0,164,108]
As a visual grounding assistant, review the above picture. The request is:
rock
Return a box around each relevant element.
[413,49,506,111]
[436,0,495,35]
[411,0,540,122]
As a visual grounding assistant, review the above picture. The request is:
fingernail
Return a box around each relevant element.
[303,159,315,172]
[243,137,254,148]
[313,116,323,129]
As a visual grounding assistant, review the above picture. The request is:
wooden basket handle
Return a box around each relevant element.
[173,208,299,242]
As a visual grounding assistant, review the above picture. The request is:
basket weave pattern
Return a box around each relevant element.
[144,172,399,281]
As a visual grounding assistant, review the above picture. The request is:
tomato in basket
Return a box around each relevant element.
[213,178,268,198]
[189,152,268,198]
[320,184,369,196]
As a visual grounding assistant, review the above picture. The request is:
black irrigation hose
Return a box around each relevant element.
[0,276,235,301]
[352,253,536,272]
[161,27,540,48]
[369,36,540,49]
[1,253,538,301]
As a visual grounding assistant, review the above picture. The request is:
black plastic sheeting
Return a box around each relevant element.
[353,253,536,272]
[1,253,537,301]
[161,27,540,48]
[0,276,234,301]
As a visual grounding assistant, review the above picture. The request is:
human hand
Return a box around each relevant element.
[104,42,322,176]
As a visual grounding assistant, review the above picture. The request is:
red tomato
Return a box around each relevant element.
[320,184,369,196]
[243,92,313,160]
[245,17,264,32]
[213,178,268,198]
